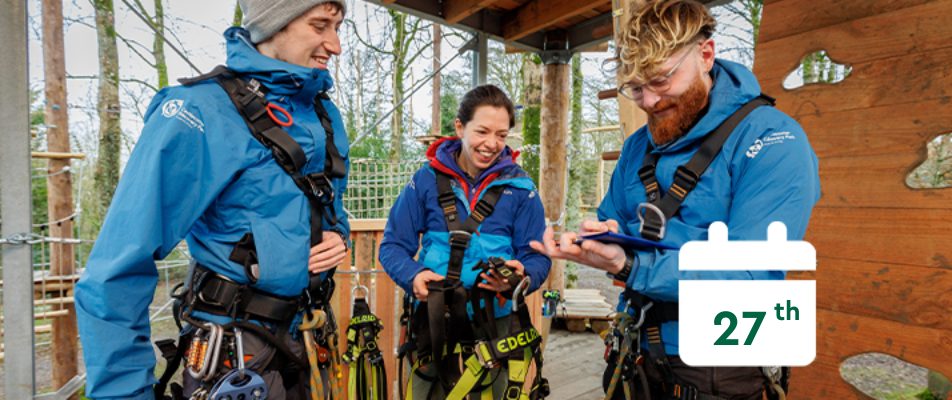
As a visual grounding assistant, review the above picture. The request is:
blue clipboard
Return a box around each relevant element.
[574,231,677,250]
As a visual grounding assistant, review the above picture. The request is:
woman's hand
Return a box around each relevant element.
[476,259,526,293]
[412,270,445,301]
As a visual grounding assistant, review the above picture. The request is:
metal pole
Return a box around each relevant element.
[1,0,37,398]
[471,32,488,87]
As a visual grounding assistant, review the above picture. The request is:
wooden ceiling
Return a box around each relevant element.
[364,0,729,52]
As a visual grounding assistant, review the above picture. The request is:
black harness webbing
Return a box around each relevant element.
[606,95,779,400]
[637,95,775,241]
[155,66,346,399]
[343,297,388,400]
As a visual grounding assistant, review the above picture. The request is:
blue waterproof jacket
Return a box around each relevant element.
[380,138,551,318]
[598,59,821,355]
[75,27,350,399]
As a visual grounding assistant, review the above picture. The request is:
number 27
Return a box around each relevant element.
[714,311,765,345]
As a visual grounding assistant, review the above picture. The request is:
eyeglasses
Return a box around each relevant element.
[617,44,697,101]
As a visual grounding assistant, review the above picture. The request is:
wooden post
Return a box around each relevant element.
[431,24,442,136]
[538,57,570,343]
[41,0,79,393]
[612,0,647,138]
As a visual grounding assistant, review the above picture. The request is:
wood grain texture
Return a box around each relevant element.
[758,0,935,43]
[756,0,952,86]
[754,1,952,398]
[814,152,952,210]
[503,0,607,41]
[806,207,952,268]
[789,259,952,331]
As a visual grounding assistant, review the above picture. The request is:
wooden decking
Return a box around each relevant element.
[543,328,609,400]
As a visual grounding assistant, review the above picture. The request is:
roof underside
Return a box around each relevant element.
[363,0,729,53]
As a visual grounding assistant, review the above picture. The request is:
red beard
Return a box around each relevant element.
[646,76,709,146]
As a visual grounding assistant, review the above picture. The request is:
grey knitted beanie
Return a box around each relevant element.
[239,0,347,44]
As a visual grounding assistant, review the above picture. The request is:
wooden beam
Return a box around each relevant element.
[443,0,497,24]
[612,0,647,138]
[31,151,85,160]
[503,0,601,41]
[41,0,79,391]
[349,218,387,232]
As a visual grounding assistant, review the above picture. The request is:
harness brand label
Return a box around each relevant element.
[161,99,205,133]
[746,131,795,159]
[496,328,540,353]
[350,314,379,325]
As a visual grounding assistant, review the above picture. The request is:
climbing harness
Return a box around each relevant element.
[636,95,775,241]
[397,170,549,400]
[343,284,388,400]
[154,66,348,400]
[604,95,791,400]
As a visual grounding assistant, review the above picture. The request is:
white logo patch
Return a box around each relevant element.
[746,131,795,159]
[161,99,205,132]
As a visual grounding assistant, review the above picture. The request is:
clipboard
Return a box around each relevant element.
[574,231,677,250]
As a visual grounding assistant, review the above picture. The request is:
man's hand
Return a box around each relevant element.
[412,270,445,301]
[308,231,347,274]
[477,259,526,293]
[529,219,627,275]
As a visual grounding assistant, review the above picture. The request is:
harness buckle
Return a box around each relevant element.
[474,341,499,369]
[674,165,700,187]
[305,173,335,205]
[636,202,667,241]
[448,230,472,249]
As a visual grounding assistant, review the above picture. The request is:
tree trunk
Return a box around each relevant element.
[521,54,543,183]
[389,10,407,160]
[42,0,78,394]
[431,24,441,136]
[566,54,584,230]
[153,0,168,89]
[94,0,122,220]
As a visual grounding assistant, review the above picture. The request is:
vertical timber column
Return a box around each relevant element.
[1,0,37,397]
[472,32,488,87]
[612,0,647,138]
[42,0,80,390]
[538,31,572,342]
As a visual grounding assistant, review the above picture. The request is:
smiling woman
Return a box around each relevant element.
[379,85,552,399]
[453,85,517,179]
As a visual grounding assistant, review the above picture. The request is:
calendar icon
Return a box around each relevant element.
[678,222,816,366]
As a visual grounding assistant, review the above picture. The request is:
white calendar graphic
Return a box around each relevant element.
[678,221,816,366]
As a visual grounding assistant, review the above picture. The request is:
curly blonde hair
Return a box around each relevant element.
[617,0,715,83]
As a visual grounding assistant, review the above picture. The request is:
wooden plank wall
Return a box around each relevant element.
[754,0,952,398]
[337,220,544,399]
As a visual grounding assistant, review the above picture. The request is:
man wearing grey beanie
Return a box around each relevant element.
[76,1,354,399]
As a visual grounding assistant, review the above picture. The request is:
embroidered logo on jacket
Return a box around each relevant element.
[746,131,795,159]
[161,99,205,133]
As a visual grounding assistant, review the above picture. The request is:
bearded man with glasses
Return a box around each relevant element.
[531,1,821,399]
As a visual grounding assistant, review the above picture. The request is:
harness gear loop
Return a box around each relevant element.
[266,102,293,127]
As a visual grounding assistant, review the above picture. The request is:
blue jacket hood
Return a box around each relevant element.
[429,137,518,185]
[650,59,761,153]
[225,27,334,103]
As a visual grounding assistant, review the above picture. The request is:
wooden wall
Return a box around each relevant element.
[753,0,952,398]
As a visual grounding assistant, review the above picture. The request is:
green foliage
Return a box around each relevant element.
[232,0,242,27]
[440,92,459,136]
